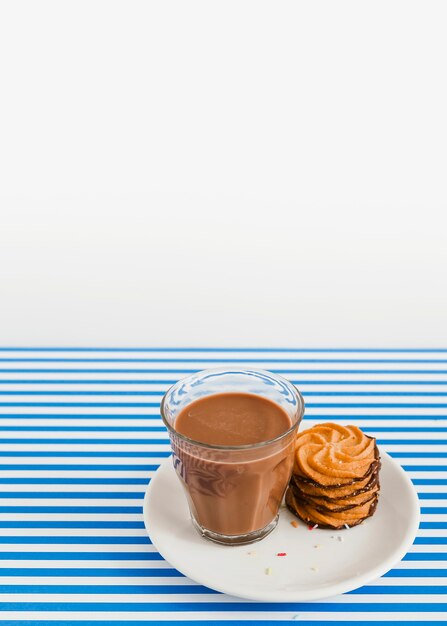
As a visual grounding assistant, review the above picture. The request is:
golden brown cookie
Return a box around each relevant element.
[294,423,378,486]
[286,486,378,529]
[286,423,381,529]
[291,481,379,511]
[292,470,380,499]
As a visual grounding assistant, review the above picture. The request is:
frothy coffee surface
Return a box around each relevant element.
[175,392,291,446]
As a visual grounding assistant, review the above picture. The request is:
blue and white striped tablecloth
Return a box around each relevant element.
[0,348,445,625]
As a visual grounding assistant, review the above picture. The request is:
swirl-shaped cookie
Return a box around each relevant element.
[294,423,378,486]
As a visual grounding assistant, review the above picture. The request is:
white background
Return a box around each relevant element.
[0,0,446,347]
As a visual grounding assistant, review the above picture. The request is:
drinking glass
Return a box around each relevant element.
[161,368,305,545]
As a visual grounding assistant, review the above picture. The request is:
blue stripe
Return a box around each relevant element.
[0,464,158,470]
[3,378,447,385]
[251,369,447,374]
[363,427,447,432]
[0,584,210,593]
[5,368,447,374]
[0,506,142,513]
[0,622,441,626]
[0,522,146,528]
[0,478,150,485]
[413,479,447,484]
[414,537,447,543]
[0,568,181,576]
[0,380,178,385]
[2,378,447,385]
[0,391,164,396]
[0,537,152,544]
[0,451,167,457]
[0,427,167,432]
[349,585,447,593]
[403,465,447,471]
[3,358,447,363]
[308,403,447,407]
[0,552,162,560]
[1,347,446,351]
[306,391,447,396]
[391,453,447,458]
[403,553,447,560]
[0,492,144,499]
[0,601,444,611]
[0,414,162,419]
[420,522,447,528]
[0,403,160,407]
[258,414,447,420]
[421,507,447,513]
[300,380,447,384]
[384,569,447,576]
[5,389,447,396]
[8,390,447,400]
[0,438,167,443]
[377,439,447,444]
[417,493,447,499]
[0,620,442,626]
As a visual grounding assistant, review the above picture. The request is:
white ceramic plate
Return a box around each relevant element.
[143,451,419,602]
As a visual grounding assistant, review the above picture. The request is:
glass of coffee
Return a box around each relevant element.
[161,368,305,546]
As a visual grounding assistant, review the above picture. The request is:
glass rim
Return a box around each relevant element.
[160,367,305,451]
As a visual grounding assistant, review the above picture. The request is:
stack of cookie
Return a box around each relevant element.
[286,423,380,529]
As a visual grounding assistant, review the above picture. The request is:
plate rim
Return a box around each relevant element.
[143,450,420,602]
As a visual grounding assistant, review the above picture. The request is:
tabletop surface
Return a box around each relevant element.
[0,348,445,624]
